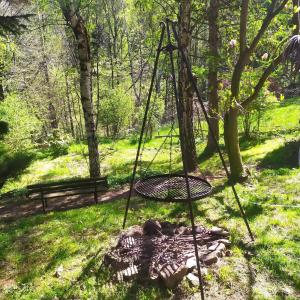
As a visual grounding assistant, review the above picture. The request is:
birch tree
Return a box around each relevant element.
[59,0,100,177]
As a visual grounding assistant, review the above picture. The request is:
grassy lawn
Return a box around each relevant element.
[0,99,299,299]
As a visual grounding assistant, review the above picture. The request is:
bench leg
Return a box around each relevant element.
[41,193,46,213]
[94,191,98,204]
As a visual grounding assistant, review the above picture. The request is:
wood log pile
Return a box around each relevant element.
[104,219,231,289]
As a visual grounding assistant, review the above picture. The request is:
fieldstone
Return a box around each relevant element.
[211,227,229,237]
[202,236,213,243]
[160,221,172,227]
[217,239,231,246]
[186,257,198,270]
[161,221,175,236]
[183,227,192,235]
[186,273,200,286]
[211,226,223,234]
[175,226,186,235]
[203,252,218,265]
[192,267,208,277]
[54,265,64,278]
[159,264,188,289]
[207,242,219,251]
[127,225,143,237]
[143,219,162,235]
[216,242,226,252]
[212,243,226,257]
[195,226,206,234]
[221,230,230,237]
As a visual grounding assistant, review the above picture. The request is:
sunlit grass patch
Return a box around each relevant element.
[0,98,300,299]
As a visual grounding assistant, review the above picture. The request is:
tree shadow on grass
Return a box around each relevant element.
[0,144,71,190]
[236,222,300,295]
[213,196,263,222]
[59,238,170,300]
[259,139,299,169]
[0,151,36,189]
[239,135,269,151]
[36,144,69,160]
[254,239,300,292]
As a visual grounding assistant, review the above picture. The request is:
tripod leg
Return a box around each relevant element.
[164,20,205,299]
[123,23,166,229]
[188,200,205,300]
[170,20,254,241]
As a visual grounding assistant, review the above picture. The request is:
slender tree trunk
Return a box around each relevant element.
[0,80,4,101]
[178,0,198,173]
[70,91,81,140]
[60,2,100,177]
[293,0,300,35]
[65,73,75,138]
[95,52,101,129]
[206,0,219,153]
[224,0,288,180]
[225,0,254,179]
[224,107,244,181]
[125,28,140,105]
[39,14,59,131]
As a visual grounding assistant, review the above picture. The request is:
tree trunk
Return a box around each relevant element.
[224,0,288,180]
[39,13,59,131]
[224,107,244,181]
[60,2,100,178]
[178,0,198,173]
[65,72,75,138]
[206,0,219,153]
[293,0,300,35]
[0,81,4,101]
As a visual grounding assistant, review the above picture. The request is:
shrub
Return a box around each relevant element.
[0,120,9,139]
[98,86,134,138]
[0,94,42,151]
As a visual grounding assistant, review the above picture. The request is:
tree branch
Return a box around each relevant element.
[231,0,288,98]
[241,53,283,108]
[247,0,288,55]
[240,0,249,54]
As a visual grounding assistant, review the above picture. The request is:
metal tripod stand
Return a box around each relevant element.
[122,19,254,300]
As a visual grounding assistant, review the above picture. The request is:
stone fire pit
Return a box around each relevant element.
[104,220,231,289]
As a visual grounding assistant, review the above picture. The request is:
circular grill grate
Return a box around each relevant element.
[134,174,212,202]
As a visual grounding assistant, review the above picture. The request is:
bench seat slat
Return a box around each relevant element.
[26,177,109,213]
[27,177,107,189]
[27,181,107,193]
[29,187,108,200]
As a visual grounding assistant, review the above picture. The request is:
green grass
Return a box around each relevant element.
[0,98,299,299]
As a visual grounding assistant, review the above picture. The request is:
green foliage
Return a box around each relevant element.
[0,150,35,188]
[0,97,299,299]
[138,94,165,140]
[0,120,8,138]
[241,86,278,137]
[0,93,42,151]
[98,86,135,137]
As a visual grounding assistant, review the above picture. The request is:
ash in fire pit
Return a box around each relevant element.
[104,220,231,289]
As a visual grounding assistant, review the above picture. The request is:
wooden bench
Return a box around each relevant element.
[27,177,108,213]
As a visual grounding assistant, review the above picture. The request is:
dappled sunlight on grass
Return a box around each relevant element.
[0,98,300,299]
[1,163,299,299]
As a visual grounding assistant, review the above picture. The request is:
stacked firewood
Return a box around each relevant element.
[104,219,231,288]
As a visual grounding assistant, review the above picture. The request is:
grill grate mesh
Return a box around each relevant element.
[134,174,212,202]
